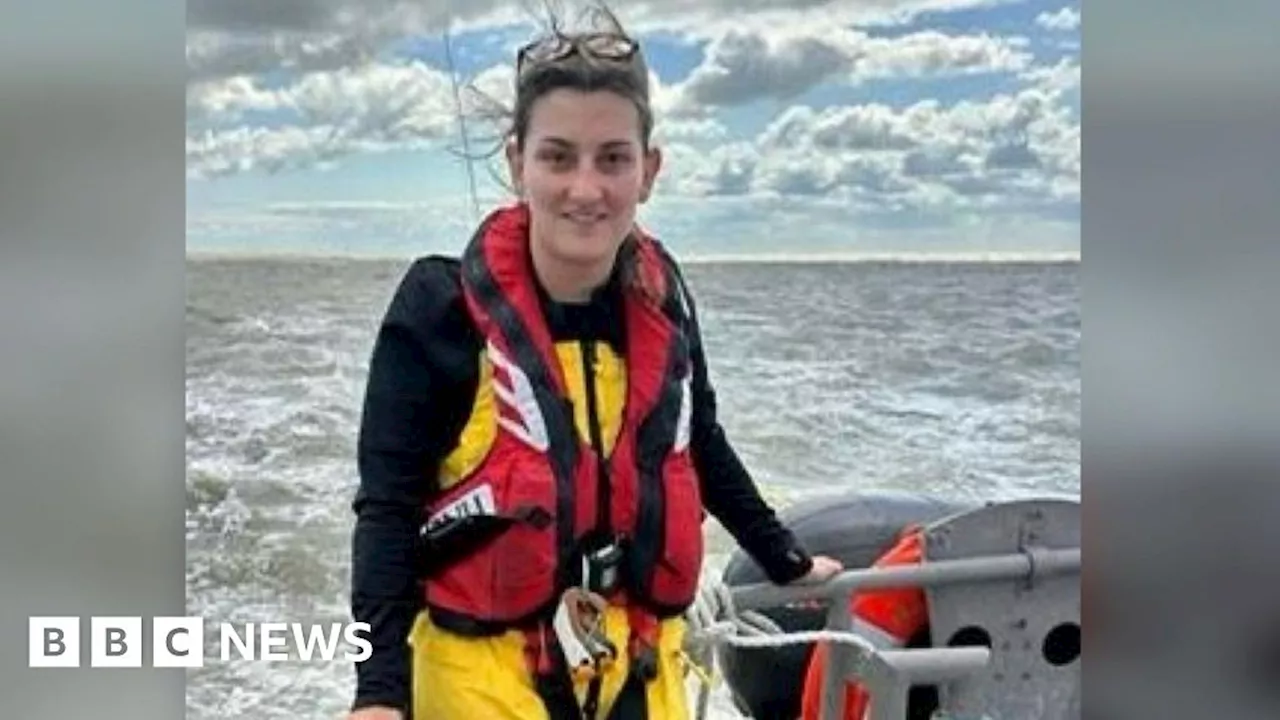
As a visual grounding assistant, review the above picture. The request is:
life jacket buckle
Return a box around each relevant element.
[582,540,624,596]
[552,587,617,677]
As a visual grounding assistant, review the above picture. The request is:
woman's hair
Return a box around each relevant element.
[508,3,654,151]
[460,2,655,159]
[454,2,665,304]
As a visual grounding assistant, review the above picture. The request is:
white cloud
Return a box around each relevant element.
[286,61,458,135]
[661,141,756,196]
[186,29,377,84]
[761,105,918,152]
[605,0,1024,40]
[1035,7,1080,32]
[668,26,1031,111]
[186,0,1017,37]
[187,124,344,178]
[183,1,1053,175]
[653,118,730,143]
[185,54,728,177]
[674,29,852,108]
[465,63,518,112]
[185,0,1023,84]
[188,54,1080,219]
[1020,56,1081,95]
[855,30,1031,78]
[185,2,524,83]
[190,60,458,125]
[664,81,1078,218]
[183,0,1078,235]
[186,51,721,177]
[187,75,289,124]
[187,60,473,177]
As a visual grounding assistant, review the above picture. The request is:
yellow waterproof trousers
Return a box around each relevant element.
[409,605,692,719]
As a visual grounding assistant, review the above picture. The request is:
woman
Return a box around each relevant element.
[348,10,842,720]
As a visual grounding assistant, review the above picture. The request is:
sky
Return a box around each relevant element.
[185,0,1080,260]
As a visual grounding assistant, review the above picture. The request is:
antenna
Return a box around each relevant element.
[443,20,481,222]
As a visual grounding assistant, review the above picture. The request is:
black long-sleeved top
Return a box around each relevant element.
[350,254,814,713]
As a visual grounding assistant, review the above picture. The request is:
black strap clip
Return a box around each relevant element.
[582,540,624,596]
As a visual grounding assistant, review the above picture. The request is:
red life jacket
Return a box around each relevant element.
[420,202,705,639]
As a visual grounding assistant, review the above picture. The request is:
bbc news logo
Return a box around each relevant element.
[29,617,371,668]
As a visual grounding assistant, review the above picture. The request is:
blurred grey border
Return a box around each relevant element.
[1087,1,1280,718]
[0,0,186,717]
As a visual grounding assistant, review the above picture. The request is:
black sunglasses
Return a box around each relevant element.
[516,32,639,76]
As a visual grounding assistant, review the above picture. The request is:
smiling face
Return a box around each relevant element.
[507,88,662,275]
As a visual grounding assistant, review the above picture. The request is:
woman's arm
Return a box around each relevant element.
[674,270,816,585]
[349,257,475,714]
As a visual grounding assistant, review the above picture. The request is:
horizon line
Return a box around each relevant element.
[186,249,1081,265]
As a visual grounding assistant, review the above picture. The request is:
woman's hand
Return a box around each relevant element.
[348,708,403,720]
[791,554,844,585]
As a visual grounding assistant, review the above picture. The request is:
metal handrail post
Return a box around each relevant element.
[863,648,991,720]
[820,598,856,720]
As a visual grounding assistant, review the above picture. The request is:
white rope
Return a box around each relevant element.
[679,574,878,720]
[693,626,878,652]
[685,574,780,640]
[682,575,877,655]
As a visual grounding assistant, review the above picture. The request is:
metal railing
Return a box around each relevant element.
[722,546,1081,720]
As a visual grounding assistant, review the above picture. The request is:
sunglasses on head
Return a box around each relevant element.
[516,32,639,76]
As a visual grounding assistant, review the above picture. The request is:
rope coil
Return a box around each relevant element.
[679,575,883,720]
[683,575,876,654]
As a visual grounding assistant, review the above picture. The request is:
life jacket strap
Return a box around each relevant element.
[522,620,582,720]
[624,604,661,682]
